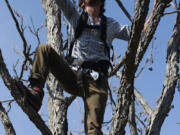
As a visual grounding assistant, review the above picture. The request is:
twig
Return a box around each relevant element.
[5,0,33,81]
[108,87,116,107]
[13,59,20,79]
[163,10,180,16]
[28,17,45,45]
[115,0,133,22]
[0,99,16,113]
[108,55,126,77]
[0,99,15,103]
[135,114,146,128]
[5,0,27,54]
[135,37,155,78]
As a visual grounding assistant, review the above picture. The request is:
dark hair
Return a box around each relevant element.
[100,0,105,15]
[78,0,106,15]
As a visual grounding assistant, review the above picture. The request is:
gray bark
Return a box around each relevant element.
[145,3,180,135]
[41,0,74,134]
[0,102,16,135]
[128,96,138,135]
[110,0,150,134]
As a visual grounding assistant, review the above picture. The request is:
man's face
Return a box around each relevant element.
[84,0,102,6]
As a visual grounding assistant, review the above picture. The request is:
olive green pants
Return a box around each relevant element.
[29,44,108,135]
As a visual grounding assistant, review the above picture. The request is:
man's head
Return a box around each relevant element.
[79,0,105,14]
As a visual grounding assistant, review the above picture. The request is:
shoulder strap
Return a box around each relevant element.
[68,11,88,56]
[100,15,111,60]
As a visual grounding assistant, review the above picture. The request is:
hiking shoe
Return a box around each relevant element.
[26,86,44,112]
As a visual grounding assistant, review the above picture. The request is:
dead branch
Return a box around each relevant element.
[134,88,152,116]
[0,102,16,135]
[135,39,155,78]
[4,0,32,64]
[28,17,46,45]
[115,0,133,22]
[4,0,33,82]
[135,114,146,129]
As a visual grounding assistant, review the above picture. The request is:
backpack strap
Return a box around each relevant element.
[100,15,110,60]
[68,11,88,57]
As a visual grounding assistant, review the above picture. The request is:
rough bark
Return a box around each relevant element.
[146,3,180,135]
[41,0,72,134]
[128,96,138,135]
[0,102,16,135]
[110,0,150,134]
[0,49,52,135]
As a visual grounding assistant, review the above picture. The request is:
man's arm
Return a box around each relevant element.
[55,0,80,23]
[111,18,131,41]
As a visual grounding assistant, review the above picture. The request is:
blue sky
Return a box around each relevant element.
[0,0,180,135]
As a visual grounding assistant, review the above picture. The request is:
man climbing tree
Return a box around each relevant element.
[25,0,164,134]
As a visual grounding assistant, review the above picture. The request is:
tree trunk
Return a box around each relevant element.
[41,0,69,134]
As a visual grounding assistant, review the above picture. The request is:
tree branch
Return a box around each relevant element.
[4,0,33,65]
[115,0,133,22]
[135,0,171,69]
[110,0,150,134]
[0,102,16,135]
[134,88,152,116]
[41,0,71,134]
[163,10,180,16]
[0,49,52,135]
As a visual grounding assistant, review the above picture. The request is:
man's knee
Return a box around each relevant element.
[37,44,51,53]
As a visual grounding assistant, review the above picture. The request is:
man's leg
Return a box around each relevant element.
[27,44,84,111]
[29,44,81,95]
[84,76,108,135]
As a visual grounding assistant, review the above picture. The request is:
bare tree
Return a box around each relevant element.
[0,0,179,135]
